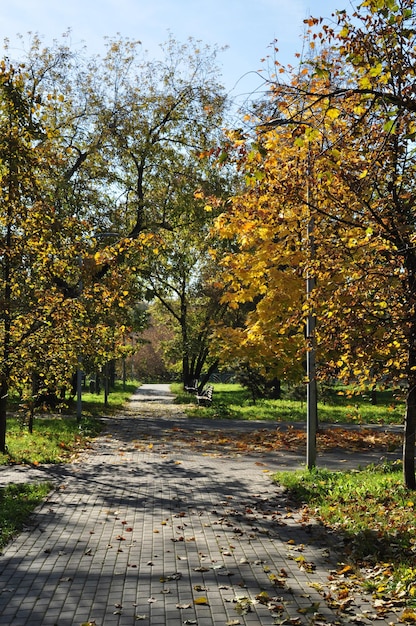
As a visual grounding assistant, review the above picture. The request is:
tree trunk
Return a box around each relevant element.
[404,382,416,490]
[198,359,219,391]
[0,380,8,454]
[183,358,192,388]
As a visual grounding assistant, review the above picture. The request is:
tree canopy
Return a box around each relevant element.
[0,33,229,450]
[213,0,416,488]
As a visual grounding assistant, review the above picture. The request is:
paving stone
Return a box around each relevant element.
[0,384,404,625]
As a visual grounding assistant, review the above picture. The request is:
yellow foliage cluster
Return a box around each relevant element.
[212,0,416,394]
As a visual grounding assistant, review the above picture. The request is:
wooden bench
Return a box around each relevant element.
[196,385,213,406]
[184,379,199,394]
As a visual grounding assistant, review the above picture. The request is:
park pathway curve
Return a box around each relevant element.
[0,384,402,625]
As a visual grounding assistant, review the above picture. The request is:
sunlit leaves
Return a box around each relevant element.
[0,52,149,445]
[213,0,416,431]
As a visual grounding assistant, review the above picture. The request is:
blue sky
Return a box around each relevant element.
[1,0,350,101]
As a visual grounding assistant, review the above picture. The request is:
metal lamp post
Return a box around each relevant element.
[305,146,317,469]
[259,116,319,469]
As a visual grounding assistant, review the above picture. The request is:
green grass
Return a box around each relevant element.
[1,380,141,465]
[0,482,52,549]
[0,415,101,465]
[273,463,416,606]
[171,382,404,424]
[77,380,141,417]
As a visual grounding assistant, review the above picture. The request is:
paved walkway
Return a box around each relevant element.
[0,384,403,626]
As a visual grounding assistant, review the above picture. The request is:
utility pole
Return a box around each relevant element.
[258,116,319,469]
[306,148,317,469]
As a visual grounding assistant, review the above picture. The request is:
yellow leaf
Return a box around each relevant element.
[369,63,383,77]
[194,597,209,605]
[327,108,340,120]
[359,76,372,89]
[400,608,416,623]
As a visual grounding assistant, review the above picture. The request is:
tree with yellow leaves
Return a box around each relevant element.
[215,0,416,488]
[0,32,229,451]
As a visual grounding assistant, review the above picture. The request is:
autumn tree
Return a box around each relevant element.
[0,33,230,449]
[87,36,232,387]
[214,0,416,488]
[34,35,231,391]
[0,56,143,448]
[213,125,308,386]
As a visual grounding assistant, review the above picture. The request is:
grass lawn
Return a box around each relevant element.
[76,380,141,417]
[172,382,405,425]
[0,483,52,550]
[1,380,140,465]
[274,465,416,615]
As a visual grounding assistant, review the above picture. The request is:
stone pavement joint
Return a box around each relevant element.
[0,384,403,625]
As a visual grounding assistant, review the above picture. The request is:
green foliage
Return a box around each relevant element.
[0,483,52,549]
[236,365,281,401]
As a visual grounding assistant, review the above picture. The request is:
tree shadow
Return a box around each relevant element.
[0,404,402,624]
